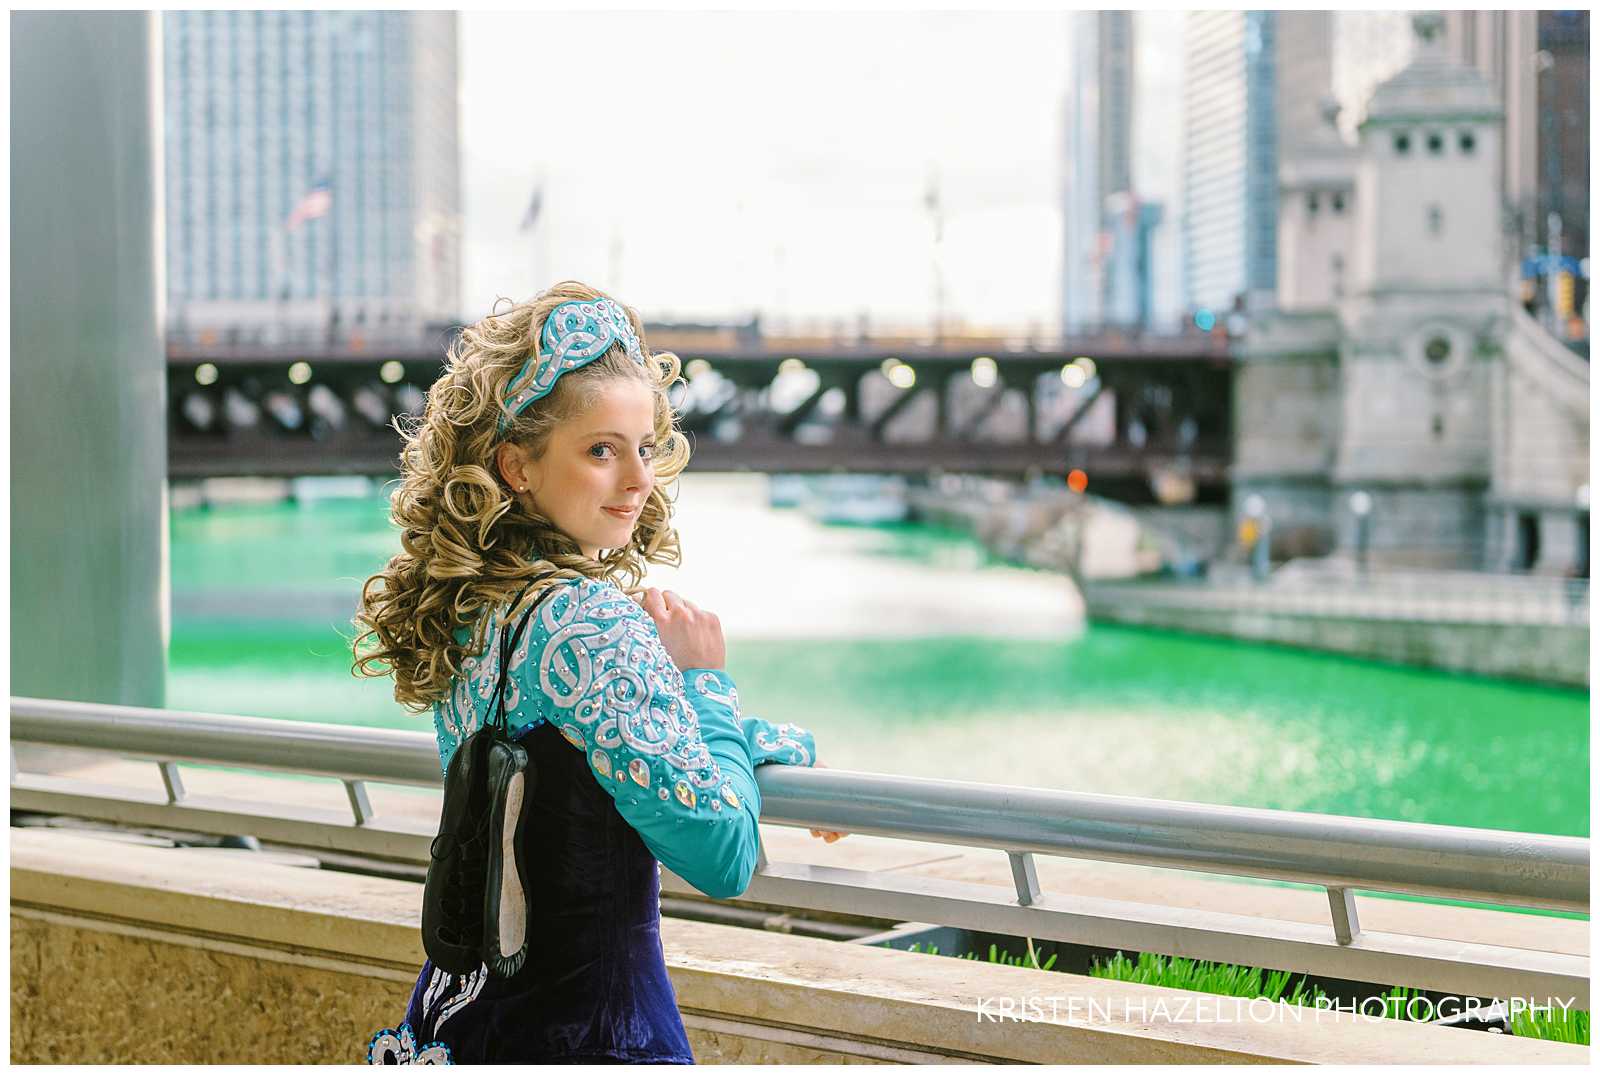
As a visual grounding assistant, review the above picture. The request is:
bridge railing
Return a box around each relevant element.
[9,696,1588,1006]
[165,321,1235,362]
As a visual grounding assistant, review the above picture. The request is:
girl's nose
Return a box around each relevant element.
[623,452,650,491]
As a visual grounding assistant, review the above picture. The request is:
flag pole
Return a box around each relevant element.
[925,165,945,345]
[521,172,547,296]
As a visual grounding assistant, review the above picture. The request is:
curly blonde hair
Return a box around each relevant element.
[352,281,690,712]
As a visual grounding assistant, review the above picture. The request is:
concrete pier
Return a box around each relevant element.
[1085,577,1589,686]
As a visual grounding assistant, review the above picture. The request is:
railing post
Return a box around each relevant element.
[1327,885,1360,945]
[343,779,374,825]
[158,761,186,804]
[1008,851,1042,907]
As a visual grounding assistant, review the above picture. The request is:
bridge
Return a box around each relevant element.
[167,325,1235,502]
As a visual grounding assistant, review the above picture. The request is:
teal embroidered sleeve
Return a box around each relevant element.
[681,669,816,768]
[510,578,766,900]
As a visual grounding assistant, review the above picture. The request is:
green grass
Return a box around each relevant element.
[1088,950,1328,1008]
[1511,1006,1590,1046]
[903,940,1058,972]
[1367,984,1431,1022]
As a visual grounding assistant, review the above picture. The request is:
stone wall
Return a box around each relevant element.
[11,915,413,1064]
[1085,594,1588,686]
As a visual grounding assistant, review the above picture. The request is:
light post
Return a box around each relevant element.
[1349,490,1373,574]
[1243,494,1271,582]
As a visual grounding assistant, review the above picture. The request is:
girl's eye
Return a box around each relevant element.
[589,443,615,460]
[639,443,655,460]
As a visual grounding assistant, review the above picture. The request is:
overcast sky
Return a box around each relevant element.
[458,12,1077,331]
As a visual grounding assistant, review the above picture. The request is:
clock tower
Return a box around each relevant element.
[1330,12,1507,565]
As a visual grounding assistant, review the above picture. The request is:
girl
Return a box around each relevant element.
[353,281,836,1064]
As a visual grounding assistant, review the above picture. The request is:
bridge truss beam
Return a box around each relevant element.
[166,343,1235,501]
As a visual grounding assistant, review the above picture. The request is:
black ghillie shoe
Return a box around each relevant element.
[422,730,493,975]
[420,577,552,980]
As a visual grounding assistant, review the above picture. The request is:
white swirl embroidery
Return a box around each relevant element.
[753,721,813,766]
[535,582,723,787]
[436,592,555,755]
[436,581,733,793]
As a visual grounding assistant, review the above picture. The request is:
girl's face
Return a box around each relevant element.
[501,378,657,559]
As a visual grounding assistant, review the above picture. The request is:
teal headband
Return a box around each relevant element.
[499,298,646,432]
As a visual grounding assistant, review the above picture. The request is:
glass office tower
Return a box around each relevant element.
[1180,11,1277,317]
[163,11,460,337]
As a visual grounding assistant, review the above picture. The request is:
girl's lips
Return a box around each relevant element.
[602,506,637,519]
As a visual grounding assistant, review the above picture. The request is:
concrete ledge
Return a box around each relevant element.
[11,829,1586,1064]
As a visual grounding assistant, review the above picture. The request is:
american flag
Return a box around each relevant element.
[285,179,333,230]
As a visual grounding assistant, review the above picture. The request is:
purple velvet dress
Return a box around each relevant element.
[391,721,693,1064]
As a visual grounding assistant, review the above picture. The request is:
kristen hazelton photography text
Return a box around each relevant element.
[8,7,1592,1066]
[971,994,1586,1026]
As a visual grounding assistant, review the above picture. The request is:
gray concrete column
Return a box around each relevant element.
[10,12,167,705]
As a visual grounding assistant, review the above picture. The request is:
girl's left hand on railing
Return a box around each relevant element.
[808,760,849,843]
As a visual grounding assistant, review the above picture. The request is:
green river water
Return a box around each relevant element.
[167,485,1589,848]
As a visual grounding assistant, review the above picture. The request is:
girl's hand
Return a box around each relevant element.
[808,761,849,843]
[640,588,726,671]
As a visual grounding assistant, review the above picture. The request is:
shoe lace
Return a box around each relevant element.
[434,804,493,945]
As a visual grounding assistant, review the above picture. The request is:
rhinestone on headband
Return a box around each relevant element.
[499,298,646,431]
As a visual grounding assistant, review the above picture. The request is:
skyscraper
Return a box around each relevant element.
[163,11,461,339]
[1180,11,1278,317]
[1131,11,1186,328]
[1061,11,1134,332]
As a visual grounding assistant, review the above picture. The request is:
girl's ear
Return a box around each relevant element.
[496,441,530,491]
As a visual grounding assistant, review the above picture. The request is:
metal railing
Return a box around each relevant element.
[10,696,1589,1006]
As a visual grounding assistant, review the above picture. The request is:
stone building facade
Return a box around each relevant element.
[1234,14,1589,574]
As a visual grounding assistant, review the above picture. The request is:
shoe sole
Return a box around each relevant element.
[483,738,531,978]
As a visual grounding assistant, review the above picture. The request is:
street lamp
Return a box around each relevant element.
[1242,494,1271,582]
[1349,490,1373,573]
